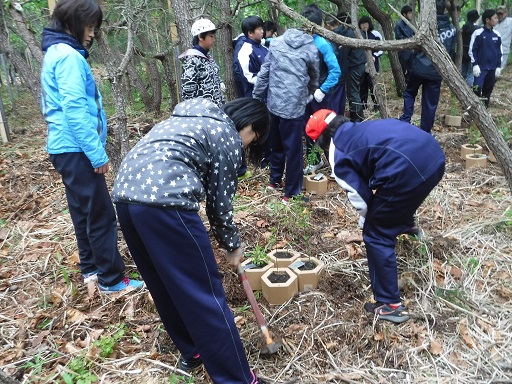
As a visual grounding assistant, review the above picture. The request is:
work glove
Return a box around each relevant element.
[220,82,226,92]
[306,94,314,104]
[473,65,481,78]
[314,89,325,103]
[495,67,502,78]
[364,62,369,73]
[358,216,365,229]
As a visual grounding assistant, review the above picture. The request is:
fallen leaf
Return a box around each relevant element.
[67,252,80,265]
[256,220,268,228]
[325,341,338,349]
[449,266,462,280]
[373,332,384,341]
[31,330,50,347]
[345,243,361,259]
[429,339,443,355]
[66,308,88,323]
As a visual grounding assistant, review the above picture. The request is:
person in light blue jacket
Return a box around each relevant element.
[300,4,341,174]
[40,0,143,293]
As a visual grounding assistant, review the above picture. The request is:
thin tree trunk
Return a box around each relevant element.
[8,5,44,67]
[362,0,406,94]
[0,31,39,104]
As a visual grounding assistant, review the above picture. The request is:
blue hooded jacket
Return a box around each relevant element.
[41,28,108,168]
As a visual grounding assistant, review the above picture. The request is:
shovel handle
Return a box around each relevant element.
[236,265,270,330]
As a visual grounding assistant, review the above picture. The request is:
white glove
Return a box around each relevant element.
[495,67,502,78]
[358,216,365,229]
[473,65,481,78]
[364,62,369,73]
[306,94,314,104]
[220,82,226,92]
[313,89,325,103]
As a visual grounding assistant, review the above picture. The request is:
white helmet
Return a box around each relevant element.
[191,18,217,37]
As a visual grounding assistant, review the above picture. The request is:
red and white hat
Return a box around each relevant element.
[305,109,337,141]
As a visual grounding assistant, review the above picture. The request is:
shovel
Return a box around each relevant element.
[236,264,281,355]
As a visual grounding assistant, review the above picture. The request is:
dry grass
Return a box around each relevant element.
[1,70,512,384]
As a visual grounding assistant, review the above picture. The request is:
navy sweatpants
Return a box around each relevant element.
[328,83,347,116]
[473,69,496,107]
[362,163,445,303]
[50,152,125,286]
[399,75,442,133]
[268,113,304,197]
[115,203,255,384]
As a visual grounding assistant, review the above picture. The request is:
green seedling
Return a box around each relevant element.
[468,126,481,146]
[169,374,195,383]
[62,355,97,384]
[94,323,126,358]
[466,257,479,275]
[306,145,323,166]
[247,245,270,267]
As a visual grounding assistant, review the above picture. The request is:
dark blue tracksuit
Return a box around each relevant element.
[330,119,445,304]
[399,14,456,133]
[469,27,502,107]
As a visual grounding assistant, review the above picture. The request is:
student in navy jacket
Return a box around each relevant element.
[394,5,415,81]
[359,16,383,112]
[469,9,502,107]
[233,16,269,98]
[399,1,456,133]
[306,110,445,324]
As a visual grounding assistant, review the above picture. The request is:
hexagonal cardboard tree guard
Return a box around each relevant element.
[267,249,300,269]
[240,259,274,291]
[288,257,325,292]
[305,174,328,195]
[460,144,482,159]
[261,268,298,305]
[465,153,487,170]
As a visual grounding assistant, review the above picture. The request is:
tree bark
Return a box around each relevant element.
[361,0,406,94]
[216,0,236,101]
[0,31,40,104]
[8,5,44,67]
[270,0,512,192]
[170,0,195,54]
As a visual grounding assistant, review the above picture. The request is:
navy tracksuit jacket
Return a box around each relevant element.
[329,119,445,304]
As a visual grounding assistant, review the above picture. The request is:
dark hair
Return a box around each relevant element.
[222,98,270,165]
[242,16,264,37]
[50,0,102,46]
[192,30,216,46]
[358,15,374,31]
[337,12,351,25]
[401,5,413,15]
[467,10,479,23]
[324,14,339,28]
[263,21,277,34]
[436,0,446,15]
[316,115,350,152]
[301,4,323,25]
[481,9,496,24]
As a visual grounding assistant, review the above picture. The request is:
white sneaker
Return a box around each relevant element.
[304,160,324,175]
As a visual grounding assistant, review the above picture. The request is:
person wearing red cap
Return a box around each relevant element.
[306,110,445,324]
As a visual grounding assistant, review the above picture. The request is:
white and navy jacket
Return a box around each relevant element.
[112,98,242,251]
[469,27,502,70]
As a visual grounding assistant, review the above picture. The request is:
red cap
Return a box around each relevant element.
[305,109,336,141]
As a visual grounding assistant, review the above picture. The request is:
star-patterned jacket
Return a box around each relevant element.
[112,98,242,251]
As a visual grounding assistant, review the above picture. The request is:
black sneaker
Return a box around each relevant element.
[364,302,410,324]
[179,354,203,372]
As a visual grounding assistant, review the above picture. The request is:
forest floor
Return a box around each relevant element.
[1,67,512,384]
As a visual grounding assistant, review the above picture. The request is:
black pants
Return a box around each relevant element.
[346,63,365,121]
[50,152,125,286]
